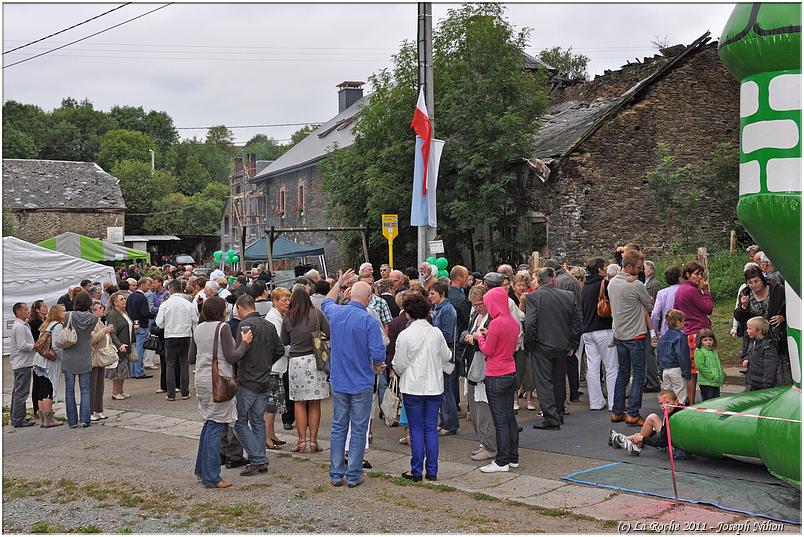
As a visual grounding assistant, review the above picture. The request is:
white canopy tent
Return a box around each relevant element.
[2,237,116,347]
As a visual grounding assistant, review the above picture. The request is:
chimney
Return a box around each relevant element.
[247,153,257,177]
[233,156,244,174]
[337,81,365,113]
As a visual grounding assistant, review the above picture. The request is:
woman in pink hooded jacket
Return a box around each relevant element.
[474,286,520,473]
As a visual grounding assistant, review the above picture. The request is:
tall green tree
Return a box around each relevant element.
[2,100,49,155]
[537,46,590,80]
[143,182,228,234]
[2,127,38,159]
[112,160,177,233]
[109,105,178,152]
[95,129,156,172]
[321,4,549,267]
[48,98,116,161]
[242,133,288,161]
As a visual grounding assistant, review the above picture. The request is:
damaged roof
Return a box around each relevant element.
[3,159,126,211]
[530,31,712,163]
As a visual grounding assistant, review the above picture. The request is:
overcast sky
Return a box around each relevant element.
[3,2,736,146]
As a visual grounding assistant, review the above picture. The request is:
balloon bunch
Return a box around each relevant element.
[426,256,449,279]
[213,249,240,266]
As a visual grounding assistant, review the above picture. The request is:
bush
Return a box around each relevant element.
[652,250,745,303]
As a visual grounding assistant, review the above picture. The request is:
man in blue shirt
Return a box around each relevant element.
[429,281,459,435]
[322,269,386,488]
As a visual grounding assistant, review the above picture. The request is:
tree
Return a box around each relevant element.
[95,129,156,172]
[2,100,49,154]
[242,133,288,161]
[109,105,178,152]
[3,208,17,237]
[537,46,590,80]
[2,127,38,159]
[647,142,702,248]
[321,4,549,267]
[176,153,212,196]
[143,182,228,234]
[206,125,235,151]
[651,34,673,51]
[111,160,177,233]
[49,98,116,161]
[290,125,315,145]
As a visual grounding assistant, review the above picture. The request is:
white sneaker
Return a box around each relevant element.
[526,402,537,410]
[471,449,494,461]
[97,413,107,420]
[624,438,642,456]
[609,429,626,449]
[90,413,100,422]
[480,462,509,473]
[509,462,520,468]
[513,401,520,411]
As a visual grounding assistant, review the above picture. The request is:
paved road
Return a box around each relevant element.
[3,358,791,533]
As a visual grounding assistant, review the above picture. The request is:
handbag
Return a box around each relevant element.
[596,279,612,318]
[466,351,486,384]
[35,324,58,360]
[143,334,163,353]
[212,322,238,403]
[55,312,78,349]
[380,376,402,427]
[96,333,119,368]
[312,311,331,371]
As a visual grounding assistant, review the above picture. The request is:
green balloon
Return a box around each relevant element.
[214,250,223,256]
[426,256,437,265]
[227,249,235,257]
[213,252,221,261]
[437,269,449,279]
[233,255,240,263]
[435,257,448,270]
[228,276,236,285]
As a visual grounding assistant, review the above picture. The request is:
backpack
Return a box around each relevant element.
[35,324,58,361]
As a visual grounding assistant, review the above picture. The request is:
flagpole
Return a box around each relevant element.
[417,2,435,265]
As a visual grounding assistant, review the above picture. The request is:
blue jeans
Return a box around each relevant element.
[376,370,388,417]
[613,338,646,417]
[439,370,459,432]
[485,373,519,466]
[129,327,150,377]
[330,389,373,485]
[403,394,441,477]
[64,371,91,427]
[233,385,268,465]
[195,420,225,486]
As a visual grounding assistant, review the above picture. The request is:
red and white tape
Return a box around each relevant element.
[665,404,801,424]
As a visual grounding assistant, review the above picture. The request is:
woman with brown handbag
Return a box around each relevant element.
[190,296,252,489]
[33,305,65,428]
[89,300,115,421]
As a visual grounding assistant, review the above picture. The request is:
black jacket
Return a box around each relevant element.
[524,284,582,353]
[745,337,779,389]
[448,285,471,359]
[581,274,613,333]
[226,311,285,393]
[126,291,152,324]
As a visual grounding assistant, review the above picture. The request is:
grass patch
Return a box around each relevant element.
[74,525,103,533]
[30,521,66,534]
[471,491,499,502]
[3,478,50,500]
[188,501,262,530]
[116,528,133,534]
[312,484,328,493]
[366,471,387,478]
[294,490,308,500]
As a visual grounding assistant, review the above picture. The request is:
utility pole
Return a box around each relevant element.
[148,149,155,175]
[416,2,435,265]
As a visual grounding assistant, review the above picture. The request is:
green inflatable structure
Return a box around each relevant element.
[670,3,801,486]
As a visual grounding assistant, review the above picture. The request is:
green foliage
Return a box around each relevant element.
[143,182,227,235]
[647,142,703,248]
[111,160,177,233]
[48,98,116,161]
[290,125,316,145]
[537,46,590,80]
[321,4,549,267]
[652,250,745,302]
[109,105,178,152]
[242,133,288,161]
[3,208,17,237]
[206,125,235,153]
[176,153,212,196]
[95,129,156,172]
[3,126,38,158]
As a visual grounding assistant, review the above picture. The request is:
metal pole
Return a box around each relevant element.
[416,2,435,265]
[149,149,155,175]
[267,227,275,278]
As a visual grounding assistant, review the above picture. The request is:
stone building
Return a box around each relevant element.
[242,81,370,271]
[221,154,272,252]
[505,32,740,266]
[3,159,126,244]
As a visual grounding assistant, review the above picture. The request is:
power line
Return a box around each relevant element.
[3,3,173,69]
[176,122,321,130]
[3,4,132,55]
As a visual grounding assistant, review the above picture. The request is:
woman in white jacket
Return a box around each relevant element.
[393,293,454,482]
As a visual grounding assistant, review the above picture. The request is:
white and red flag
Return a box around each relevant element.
[410,87,444,228]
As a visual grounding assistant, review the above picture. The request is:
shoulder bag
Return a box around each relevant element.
[312,310,331,371]
[596,279,612,318]
[96,332,119,368]
[380,375,402,427]
[35,324,58,360]
[212,322,238,403]
[55,312,78,349]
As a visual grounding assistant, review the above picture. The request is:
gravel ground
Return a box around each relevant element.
[3,422,608,533]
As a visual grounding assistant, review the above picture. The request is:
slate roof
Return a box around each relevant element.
[530,31,712,163]
[252,94,371,182]
[3,159,126,211]
[523,52,555,72]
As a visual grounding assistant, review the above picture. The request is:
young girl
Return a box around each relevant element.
[609,389,686,457]
[695,328,725,400]
[741,317,779,391]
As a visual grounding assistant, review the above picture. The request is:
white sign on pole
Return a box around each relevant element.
[107,227,124,243]
[428,240,444,254]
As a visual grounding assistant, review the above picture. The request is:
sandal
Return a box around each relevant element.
[291,441,307,453]
[272,438,287,446]
[111,393,125,400]
[399,436,410,445]
[266,442,282,450]
[310,442,323,453]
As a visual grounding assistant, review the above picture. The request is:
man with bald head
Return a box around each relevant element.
[323,270,386,488]
[388,270,405,293]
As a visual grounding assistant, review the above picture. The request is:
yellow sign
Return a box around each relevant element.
[382,214,398,240]
[381,214,398,269]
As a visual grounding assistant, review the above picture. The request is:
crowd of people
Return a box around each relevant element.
[7,243,790,487]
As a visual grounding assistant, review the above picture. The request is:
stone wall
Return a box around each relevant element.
[10,210,125,244]
[526,45,740,264]
[259,166,345,274]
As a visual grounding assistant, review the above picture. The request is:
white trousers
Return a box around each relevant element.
[582,329,618,410]
[661,367,688,405]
